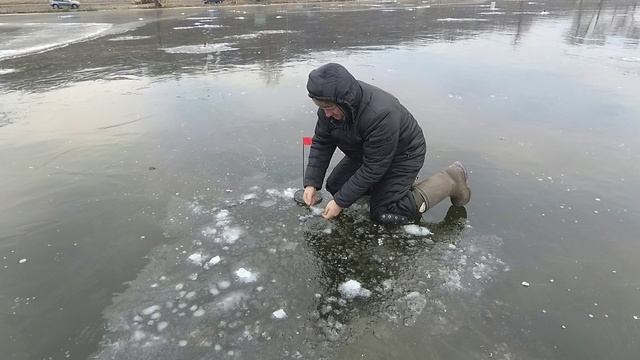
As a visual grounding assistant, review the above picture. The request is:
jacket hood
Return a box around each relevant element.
[306,63,363,121]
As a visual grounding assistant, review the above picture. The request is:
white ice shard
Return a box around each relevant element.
[204,255,221,270]
[187,253,205,266]
[235,268,257,283]
[272,309,287,319]
[403,225,432,236]
[338,280,371,299]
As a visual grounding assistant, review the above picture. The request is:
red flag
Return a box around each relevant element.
[303,137,313,146]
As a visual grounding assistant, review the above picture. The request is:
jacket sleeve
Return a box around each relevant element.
[304,112,336,190]
[333,111,399,208]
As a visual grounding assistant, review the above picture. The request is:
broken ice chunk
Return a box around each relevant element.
[338,280,371,299]
[243,193,257,201]
[403,225,432,236]
[272,309,287,319]
[204,255,221,270]
[187,253,205,266]
[235,268,257,283]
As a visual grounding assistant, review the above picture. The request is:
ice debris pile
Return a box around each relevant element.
[94,184,506,359]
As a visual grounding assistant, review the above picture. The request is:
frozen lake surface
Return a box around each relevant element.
[1,1,639,359]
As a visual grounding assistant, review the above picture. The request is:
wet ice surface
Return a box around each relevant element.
[2,1,640,359]
[95,187,507,359]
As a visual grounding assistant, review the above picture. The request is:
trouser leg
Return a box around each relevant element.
[325,156,361,196]
[369,156,424,225]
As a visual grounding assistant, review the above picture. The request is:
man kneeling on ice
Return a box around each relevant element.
[302,63,471,225]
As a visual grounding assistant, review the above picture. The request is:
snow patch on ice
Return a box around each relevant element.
[132,330,146,341]
[108,35,152,41]
[214,290,247,312]
[222,226,243,244]
[161,43,237,54]
[472,262,490,279]
[173,24,225,30]
[141,305,161,316]
[259,199,276,207]
[201,226,217,237]
[401,291,427,326]
[440,269,463,290]
[266,188,297,199]
[157,321,168,331]
[215,209,231,226]
[437,18,489,22]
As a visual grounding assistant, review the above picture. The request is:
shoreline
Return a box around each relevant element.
[0,0,488,15]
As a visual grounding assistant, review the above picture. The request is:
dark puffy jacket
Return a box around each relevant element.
[304,63,426,208]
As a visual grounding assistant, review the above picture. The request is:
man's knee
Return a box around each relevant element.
[371,211,413,226]
[369,192,417,226]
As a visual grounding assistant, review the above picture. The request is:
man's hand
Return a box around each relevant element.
[322,200,343,219]
[303,186,317,206]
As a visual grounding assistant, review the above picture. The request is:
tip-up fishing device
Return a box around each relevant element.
[294,136,323,206]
